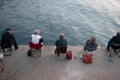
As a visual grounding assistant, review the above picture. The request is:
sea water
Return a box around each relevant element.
[0,0,120,46]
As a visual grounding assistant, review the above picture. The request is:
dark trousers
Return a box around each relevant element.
[111,45,120,51]
[1,41,18,50]
[55,46,67,57]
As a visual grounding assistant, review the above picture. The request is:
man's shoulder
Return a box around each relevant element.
[113,35,119,38]
[2,32,11,36]
[56,39,60,41]
[112,35,120,40]
[62,38,67,41]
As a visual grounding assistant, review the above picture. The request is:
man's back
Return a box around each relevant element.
[2,32,13,42]
[55,38,67,46]
[111,35,120,44]
[107,32,120,51]
[1,32,13,48]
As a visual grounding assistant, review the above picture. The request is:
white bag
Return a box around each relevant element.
[0,53,4,60]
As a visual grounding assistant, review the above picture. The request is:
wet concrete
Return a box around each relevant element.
[0,45,120,80]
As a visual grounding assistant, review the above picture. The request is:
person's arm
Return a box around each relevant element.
[86,39,90,46]
[30,37,32,41]
[64,39,68,46]
[10,34,18,49]
[95,43,98,50]
[0,34,4,49]
[39,38,43,43]
[39,38,43,46]
[30,34,33,42]
[11,34,17,43]
[107,37,114,51]
[55,40,58,46]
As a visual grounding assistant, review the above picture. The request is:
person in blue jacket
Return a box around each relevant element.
[107,31,120,52]
[84,37,98,52]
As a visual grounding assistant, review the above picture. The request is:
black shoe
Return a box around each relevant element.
[106,48,110,52]
[15,47,19,50]
[109,54,112,57]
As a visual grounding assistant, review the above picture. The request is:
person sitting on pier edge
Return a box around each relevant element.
[55,33,68,59]
[107,31,120,52]
[0,28,19,50]
[84,37,98,52]
[29,29,43,57]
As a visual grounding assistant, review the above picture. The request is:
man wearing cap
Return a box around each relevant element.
[107,31,120,52]
[0,28,19,50]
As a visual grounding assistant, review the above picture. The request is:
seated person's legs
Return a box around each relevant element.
[109,45,120,57]
[111,45,120,52]
[55,47,60,57]
[29,42,42,57]
[84,46,87,51]
[1,42,12,51]
[107,40,111,52]
[13,42,19,50]
[55,46,67,58]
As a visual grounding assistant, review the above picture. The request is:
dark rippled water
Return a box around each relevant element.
[0,0,120,46]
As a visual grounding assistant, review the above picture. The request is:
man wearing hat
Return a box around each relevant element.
[0,28,19,50]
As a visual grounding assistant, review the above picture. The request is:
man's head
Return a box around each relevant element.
[34,30,40,35]
[59,33,64,39]
[91,36,96,42]
[6,28,12,33]
[117,31,120,36]
[6,28,12,31]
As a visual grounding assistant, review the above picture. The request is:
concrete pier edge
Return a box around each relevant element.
[0,45,120,80]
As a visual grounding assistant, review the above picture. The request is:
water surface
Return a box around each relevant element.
[0,0,120,46]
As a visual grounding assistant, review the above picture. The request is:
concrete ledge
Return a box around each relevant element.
[0,45,120,80]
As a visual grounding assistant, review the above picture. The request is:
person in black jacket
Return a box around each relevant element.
[107,31,120,52]
[0,28,19,50]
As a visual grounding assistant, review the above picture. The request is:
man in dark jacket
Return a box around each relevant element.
[0,28,19,50]
[107,32,120,52]
[55,33,68,47]
[55,33,68,58]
